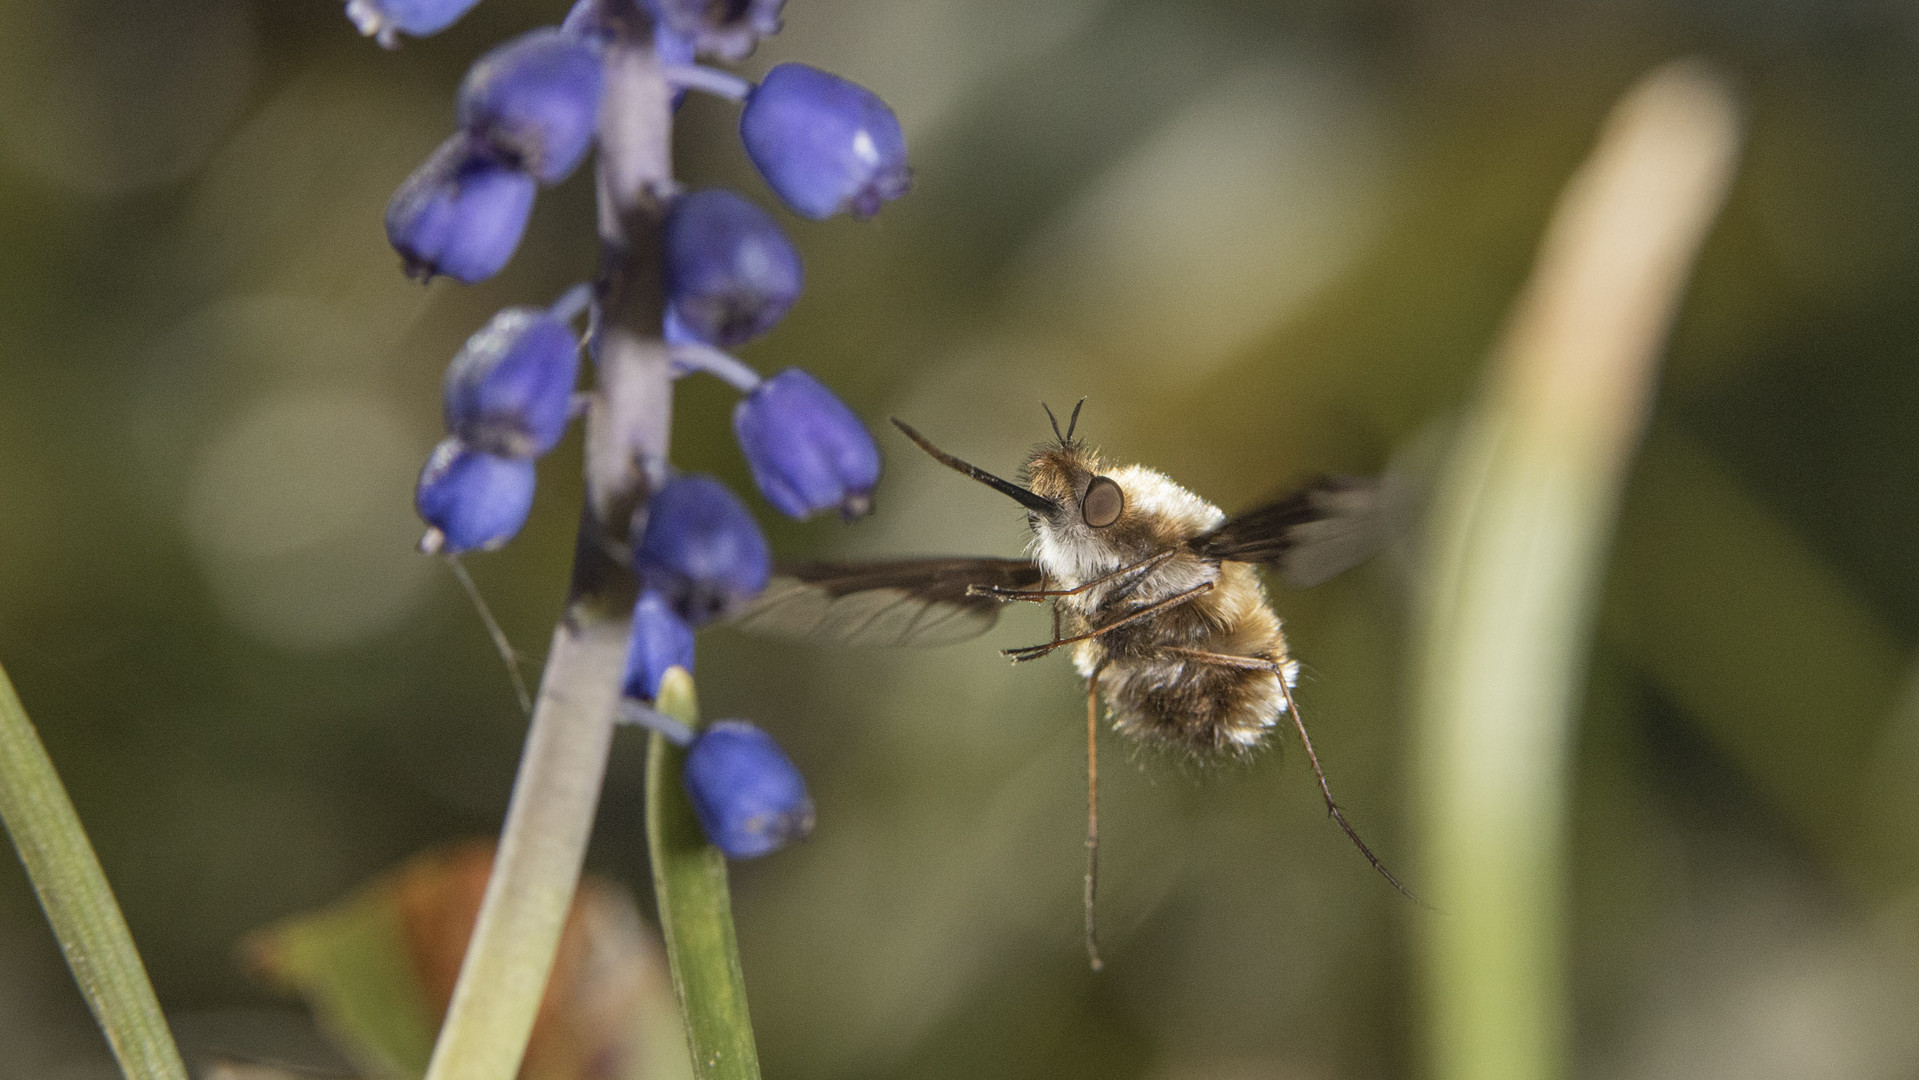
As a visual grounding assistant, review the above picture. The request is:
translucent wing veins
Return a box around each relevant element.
[731,557,1043,647]
[1191,475,1388,588]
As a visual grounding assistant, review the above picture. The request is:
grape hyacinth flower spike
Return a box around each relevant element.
[735,368,880,519]
[385,134,536,283]
[682,720,816,858]
[354,3,916,1074]
[741,63,910,220]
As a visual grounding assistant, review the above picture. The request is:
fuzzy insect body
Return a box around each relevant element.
[1021,450,1300,755]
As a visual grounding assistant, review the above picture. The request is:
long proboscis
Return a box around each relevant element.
[891,418,1060,515]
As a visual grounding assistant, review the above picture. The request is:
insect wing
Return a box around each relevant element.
[731,557,1043,647]
[1192,475,1386,588]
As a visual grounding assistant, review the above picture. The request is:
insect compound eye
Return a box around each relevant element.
[1081,475,1124,528]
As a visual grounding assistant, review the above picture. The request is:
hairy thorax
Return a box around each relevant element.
[1026,453,1224,601]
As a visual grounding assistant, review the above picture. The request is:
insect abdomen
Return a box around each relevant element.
[1081,563,1292,755]
[1101,659,1284,753]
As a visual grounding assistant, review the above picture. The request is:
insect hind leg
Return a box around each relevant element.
[1084,660,1107,971]
[1163,647,1426,907]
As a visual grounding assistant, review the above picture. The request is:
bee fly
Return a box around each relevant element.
[736,402,1417,968]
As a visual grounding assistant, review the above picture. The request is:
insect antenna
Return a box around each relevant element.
[1274,674,1427,907]
[1084,659,1107,972]
[1041,398,1089,448]
[445,556,534,716]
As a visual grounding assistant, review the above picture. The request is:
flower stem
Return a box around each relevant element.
[669,343,763,393]
[420,593,630,1080]
[661,64,753,102]
[0,660,190,1080]
[550,281,595,325]
[1412,61,1739,1080]
[620,699,697,746]
[647,669,761,1080]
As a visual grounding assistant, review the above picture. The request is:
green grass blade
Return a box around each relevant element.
[646,668,760,1080]
[1412,62,1740,1080]
[0,661,190,1080]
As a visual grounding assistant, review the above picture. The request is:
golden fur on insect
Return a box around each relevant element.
[1023,441,1299,756]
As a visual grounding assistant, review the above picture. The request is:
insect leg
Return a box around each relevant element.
[1004,581,1215,662]
[1159,647,1271,671]
[1163,647,1426,906]
[967,550,1174,603]
[1084,659,1107,972]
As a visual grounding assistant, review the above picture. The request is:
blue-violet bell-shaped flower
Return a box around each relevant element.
[740,63,910,220]
[734,368,879,519]
[346,0,484,46]
[415,438,539,554]
[650,0,784,62]
[682,720,815,858]
[623,589,696,702]
[386,134,537,283]
[443,308,582,458]
[634,474,770,624]
[458,28,605,184]
[664,188,803,347]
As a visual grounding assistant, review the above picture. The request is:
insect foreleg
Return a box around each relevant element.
[966,550,1175,603]
[1003,581,1215,662]
[1161,646,1426,907]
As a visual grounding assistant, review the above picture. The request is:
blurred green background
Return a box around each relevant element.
[4,0,1919,1077]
